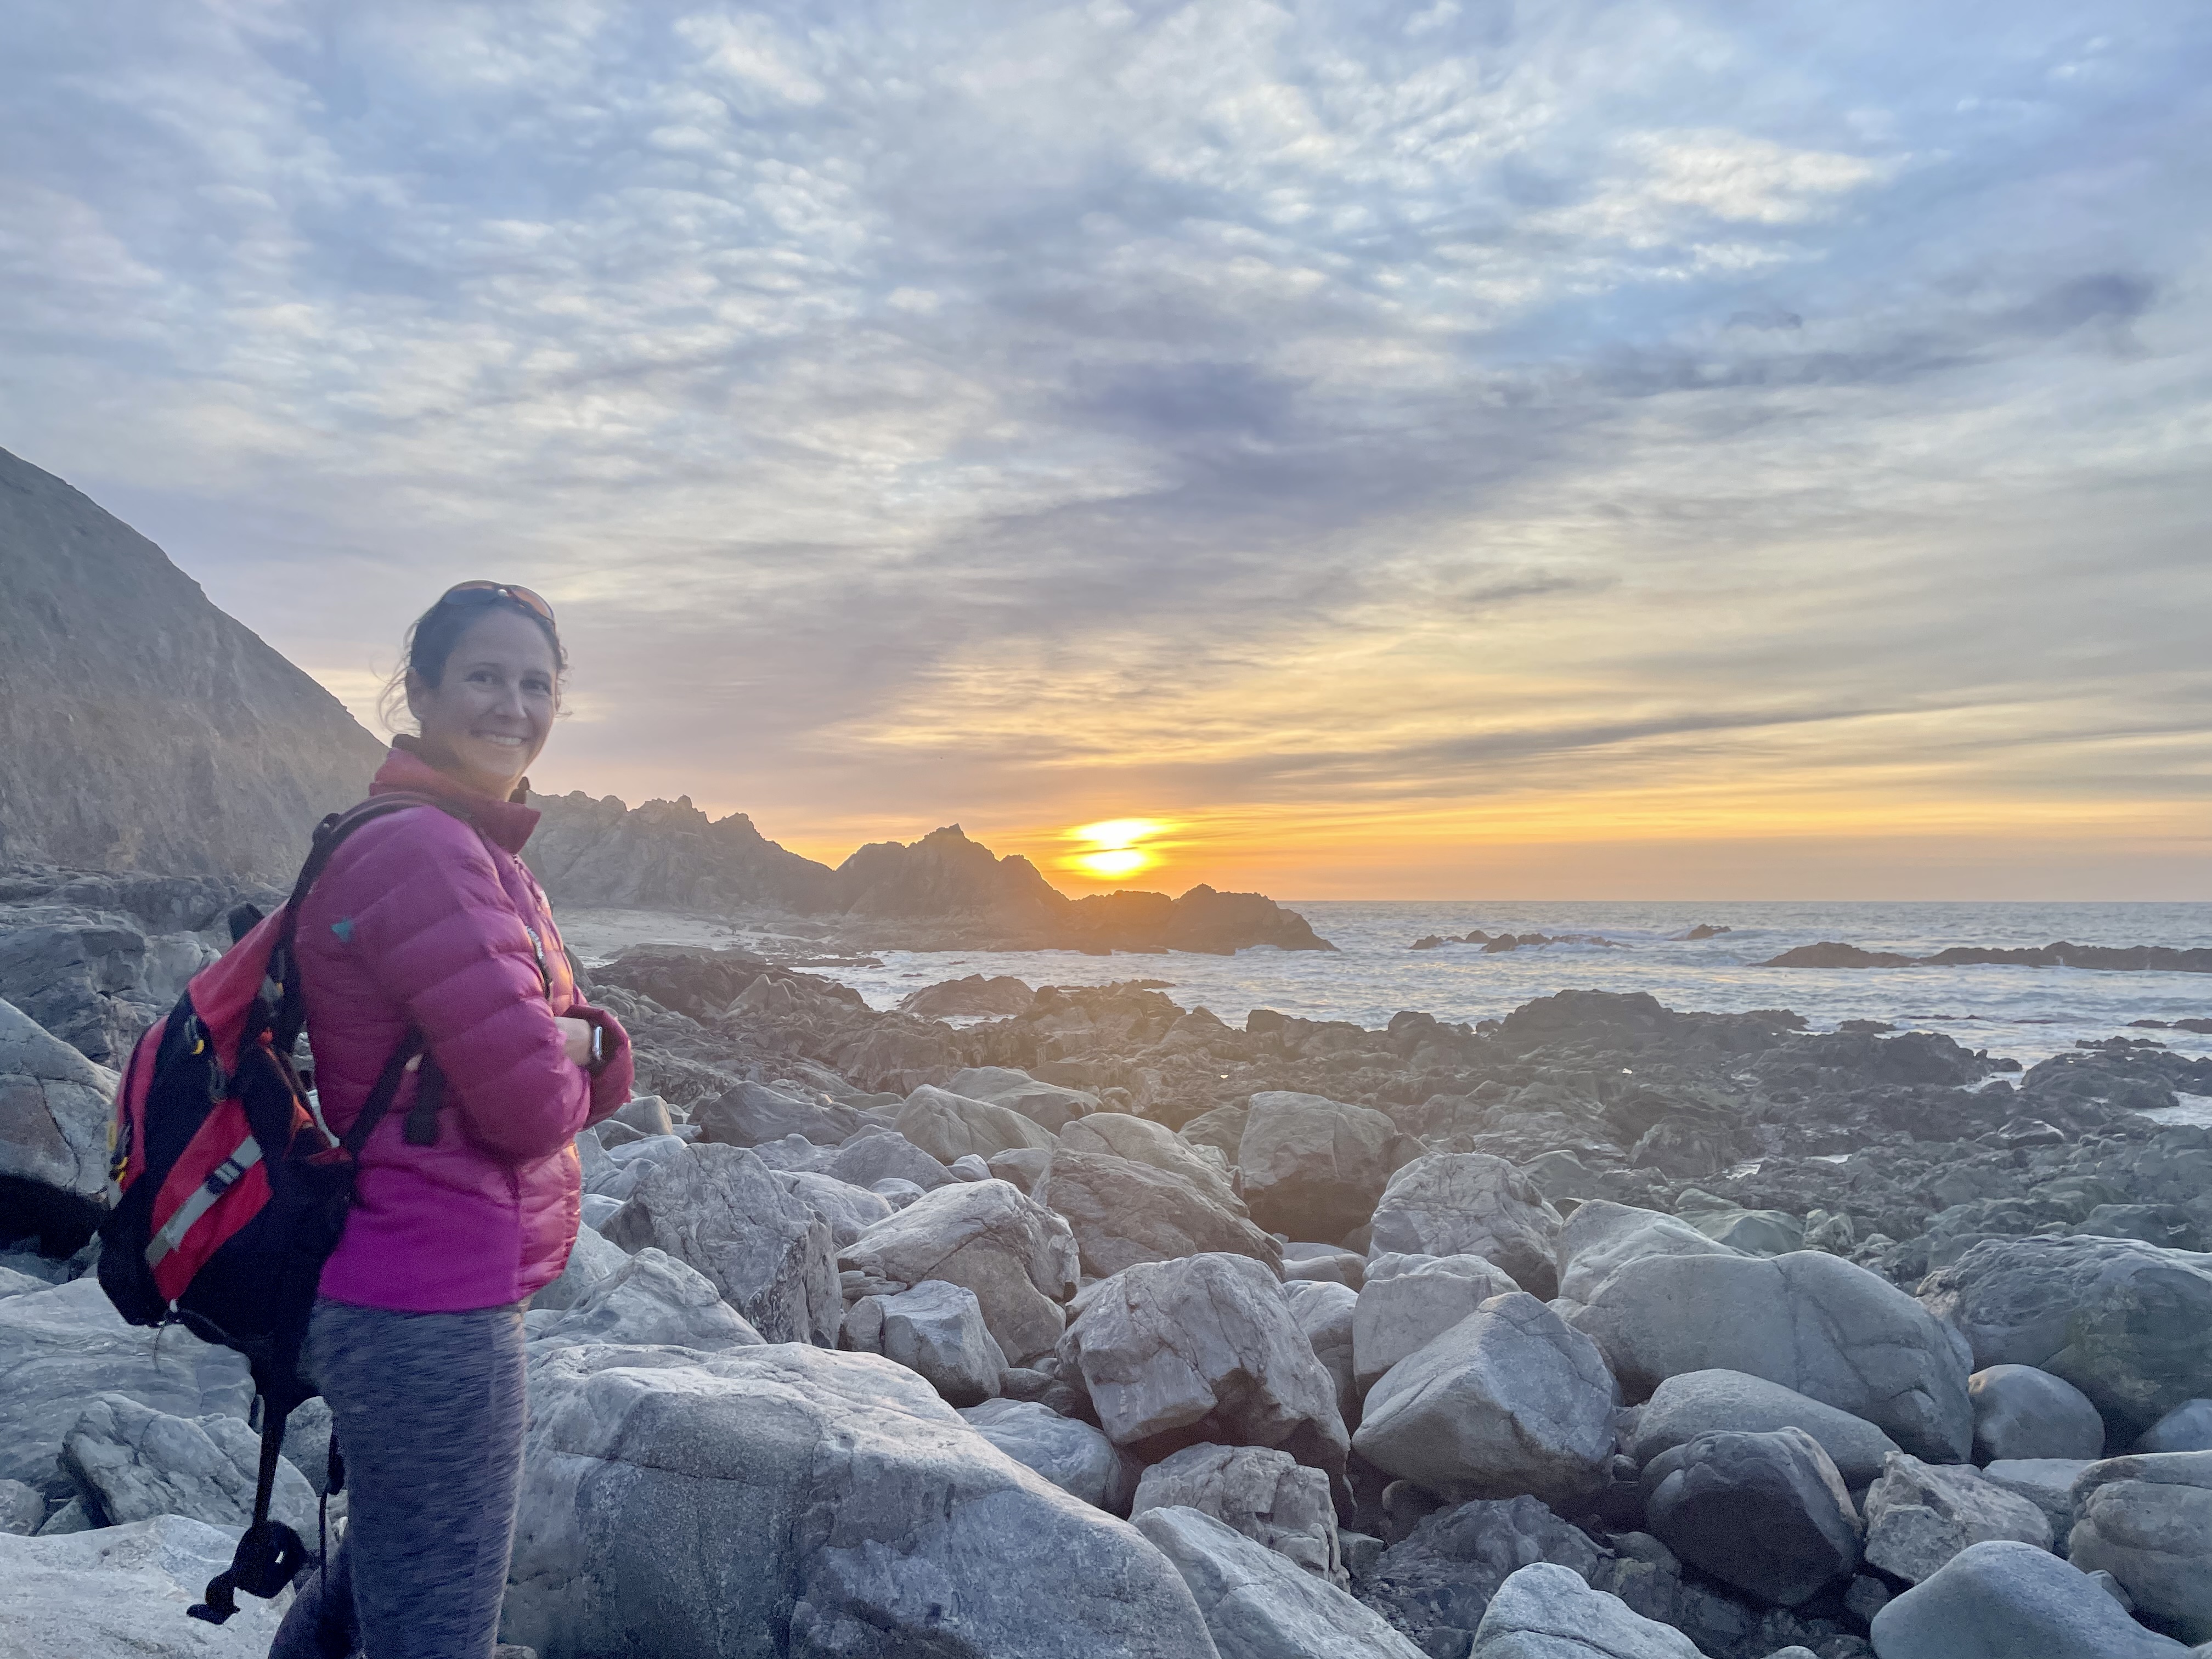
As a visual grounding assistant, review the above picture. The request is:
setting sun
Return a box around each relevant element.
[1063,817,1172,882]
[1075,847,1150,878]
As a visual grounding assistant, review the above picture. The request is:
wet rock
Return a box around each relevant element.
[1352,1252,1520,1395]
[1869,1538,2190,1657]
[958,1398,1133,1511]
[1239,1091,1415,1243]
[1861,1451,2052,1583]
[1037,1148,1282,1278]
[1469,1562,1703,1658]
[1132,1443,1344,1584]
[845,1279,1007,1406]
[840,1178,1079,1364]
[1135,1504,1425,1658]
[1355,1291,1617,1508]
[60,1392,315,1535]
[1627,1369,1901,1487]
[1640,1428,1860,1606]
[1367,1153,1564,1297]
[1969,1364,2106,1462]
[2067,1451,2212,1643]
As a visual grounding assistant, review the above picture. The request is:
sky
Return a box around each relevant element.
[4,0,2209,900]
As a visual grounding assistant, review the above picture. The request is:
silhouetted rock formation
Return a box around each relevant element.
[1764,941,2212,973]
[0,446,386,879]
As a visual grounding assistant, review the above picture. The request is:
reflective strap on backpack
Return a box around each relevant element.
[144,1136,263,1272]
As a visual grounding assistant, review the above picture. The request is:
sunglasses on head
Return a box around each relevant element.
[438,580,556,626]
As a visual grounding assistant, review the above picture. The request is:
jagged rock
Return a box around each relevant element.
[527,1248,764,1354]
[1058,1253,1350,1480]
[0,1261,49,1301]
[1970,1364,2106,1462]
[824,1127,958,1192]
[609,1093,675,1137]
[529,1220,631,1312]
[945,1065,1098,1132]
[1283,1279,1358,1424]
[897,1084,1058,1165]
[1861,1450,2052,1583]
[0,997,115,1252]
[1132,1443,1344,1584]
[988,1146,1051,1193]
[2067,1451,2212,1643]
[1469,1562,1703,1658]
[845,1279,1007,1406]
[958,1398,1133,1511]
[1569,1250,1973,1462]
[505,1341,1218,1658]
[696,1079,873,1147]
[0,1477,44,1534]
[1920,1235,2212,1440]
[1628,1369,1901,1486]
[772,1169,894,1248]
[1641,1428,1860,1606]
[1869,1538,2191,1657]
[1355,1291,1617,1508]
[1356,1495,1610,1650]
[1037,1148,1282,1279]
[59,1392,315,1535]
[0,1515,299,1655]
[2135,1400,2212,1454]
[1134,1504,1424,1658]
[1238,1091,1415,1243]
[602,1143,840,1346]
[839,1178,1079,1364]
[1978,1458,2096,1537]
[1553,1201,1743,1307]
[1352,1252,1521,1395]
[1057,1111,1242,1209]
[1367,1154,1564,1297]
[0,1278,252,1486]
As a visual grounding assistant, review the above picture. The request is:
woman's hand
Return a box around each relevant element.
[554,1016,593,1068]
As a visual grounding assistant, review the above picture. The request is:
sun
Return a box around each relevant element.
[1063,817,1172,882]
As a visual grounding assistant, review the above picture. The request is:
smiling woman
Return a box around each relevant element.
[1067,817,1170,881]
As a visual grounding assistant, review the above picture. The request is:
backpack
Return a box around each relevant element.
[96,791,455,1624]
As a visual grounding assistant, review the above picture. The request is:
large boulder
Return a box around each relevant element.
[1869,1538,2191,1658]
[823,1128,957,1193]
[1568,1250,1973,1462]
[944,1067,1099,1133]
[1354,1292,1617,1509]
[1970,1363,2106,1462]
[1640,1427,1859,1606]
[1861,1450,2052,1583]
[0,996,115,1252]
[1627,1369,1901,1487]
[1367,1155,1564,1298]
[696,1079,873,1148]
[2136,1398,2212,1453]
[0,1278,252,1486]
[59,1392,315,1535]
[1352,1253,1521,1395]
[896,1084,1057,1166]
[1282,1279,1357,1424]
[1131,1443,1343,1584]
[958,1398,1133,1512]
[1237,1091,1413,1243]
[528,1248,765,1355]
[772,1169,894,1249]
[602,1143,840,1346]
[1134,1504,1424,1659]
[1468,1561,1703,1658]
[0,1515,297,1656]
[844,1279,1007,1407]
[2067,1451,2212,1643]
[1057,1111,1240,1210]
[1920,1236,2212,1440]
[1058,1253,1349,1480]
[1552,1201,1741,1307]
[1037,1148,1282,1279]
[839,1178,1079,1364]
[529,1220,631,1312]
[505,1341,1220,1658]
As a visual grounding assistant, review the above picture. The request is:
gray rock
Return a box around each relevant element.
[1355,1494,1610,1651]
[610,1093,675,1137]
[840,1177,1079,1364]
[1369,1154,1565,1297]
[1862,1450,2052,1583]
[2137,1400,2212,1454]
[0,1477,45,1535]
[37,1497,92,1535]
[958,1398,1133,1512]
[1238,1091,1414,1243]
[1355,1291,1617,1508]
[527,1247,764,1354]
[1629,1368,1902,1487]
[1283,1279,1358,1424]
[529,1219,630,1312]
[1641,1428,1860,1606]
[870,1177,927,1209]
[1280,1247,1363,1288]
[1979,1458,2097,1537]
[898,1084,1057,1166]
[0,1278,252,1486]
[1919,1235,2212,1440]
[1132,1443,1344,1584]
[771,1168,894,1248]
[951,1153,993,1181]
[1674,1191,1806,1257]
[1059,1252,1349,1481]
[1970,1363,2106,1462]
[0,1515,299,1656]
[1135,1504,1424,1658]
[1058,1111,1242,1210]
[848,1279,1007,1406]
[577,1192,624,1231]
[0,997,115,1240]
[279,1397,334,1497]
[945,1066,1100,1133]
[824,1127,957,1192]
[1469,1561,1703,1658]
[1570,1249,1973,1462]
[0,1261,53,1302]
[602,1142,839,1345]
[987,1146,1051,1193]
[1353,1252,1521,1395]
[2068,1451,2212,1643]
[1553,1201,1742,1307]
[1870,1538,2191,1657]
[506,1341,1218,1659]
[61,1392,314,1534]
[697,1078,870,1147]
[1039,1148,1282,1279]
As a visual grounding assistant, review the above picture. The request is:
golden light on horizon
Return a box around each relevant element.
[1064,817,1172,882]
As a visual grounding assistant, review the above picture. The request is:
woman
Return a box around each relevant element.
[271,581,633,1659]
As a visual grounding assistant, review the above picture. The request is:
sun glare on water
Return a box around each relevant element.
[1066,818,1171,881]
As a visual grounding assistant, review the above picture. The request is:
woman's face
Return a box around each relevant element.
[406,607,558,798]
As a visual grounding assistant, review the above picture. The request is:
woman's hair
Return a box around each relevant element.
[376,588,567,733]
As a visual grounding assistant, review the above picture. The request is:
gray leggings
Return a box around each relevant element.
[269,1297,526,1659]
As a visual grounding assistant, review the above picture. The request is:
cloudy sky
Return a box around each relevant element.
[5,0,2208,899]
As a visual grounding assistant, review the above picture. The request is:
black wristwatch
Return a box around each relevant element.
[586,1022,607,1075]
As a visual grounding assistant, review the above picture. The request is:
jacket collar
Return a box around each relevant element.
[373,738,541,855]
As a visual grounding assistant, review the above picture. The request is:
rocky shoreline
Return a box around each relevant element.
[3,910,2210,1657]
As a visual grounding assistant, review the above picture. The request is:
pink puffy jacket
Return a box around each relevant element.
[295,742,632,1312]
